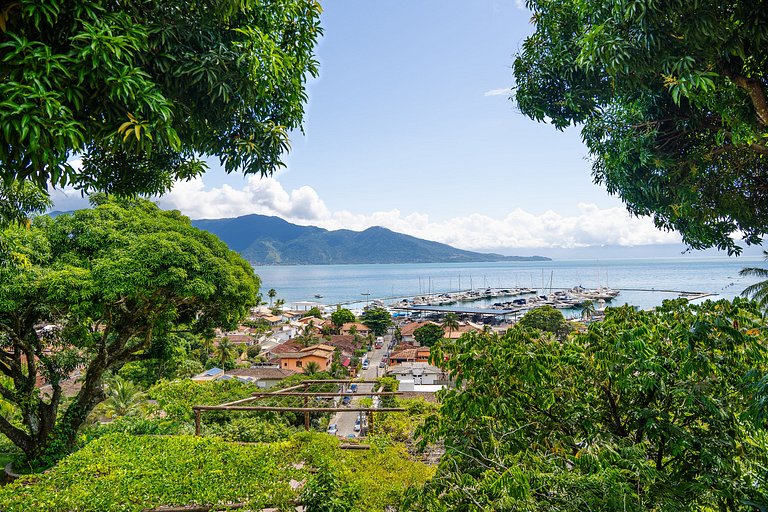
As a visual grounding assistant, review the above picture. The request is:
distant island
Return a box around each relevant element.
[191,214,551,265]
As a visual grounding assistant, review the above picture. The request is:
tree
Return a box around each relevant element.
[0,197,259,466]
[303,361,321,376]
[100,375,145,419]
[216,338,237,368]
[360,307,392,337]
[513,1,768,254]
[579,300,596,321]
[303,307,323,319]
[268,289,277,308]
[740,250,768,310]
[412,299,768,510]
[516,305,571,339]
[246,345,262,360]
[413,323,444,348]
[331,308,356,330]
[0,0,322,223]
[441,313,459,341]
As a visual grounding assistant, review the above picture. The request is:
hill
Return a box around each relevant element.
[191,214,550,265]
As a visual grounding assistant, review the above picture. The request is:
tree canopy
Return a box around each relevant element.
[0,197,260,466]
[412,299,768,510]
[514,1,768,253]
[0,0,322,220]
[413,323,444,348]
[360,307,392,337]
[515,305,571,339]
[331,308,356,328]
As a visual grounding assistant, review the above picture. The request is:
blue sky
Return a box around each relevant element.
[54,1,745,255]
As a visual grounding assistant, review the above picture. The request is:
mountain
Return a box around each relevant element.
[191,214,550,265]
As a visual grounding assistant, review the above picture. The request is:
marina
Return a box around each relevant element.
[266,257,755,316]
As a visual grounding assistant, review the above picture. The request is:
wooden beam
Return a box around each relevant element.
[193,406,405,413]
[249,392,401,397]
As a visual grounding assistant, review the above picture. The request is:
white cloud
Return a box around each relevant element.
[155,177,680,251]
[484,87,511,97]
[515,0,527,10]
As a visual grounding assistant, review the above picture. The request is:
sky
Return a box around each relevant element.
[51,1,749,256]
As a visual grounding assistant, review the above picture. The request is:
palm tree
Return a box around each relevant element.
[580,300,596,321]
[304,361,321,375]
[740,251,768,309]
[268,288,276,307]
[101,375,145,418]
[216,338,236,366]
[442,312,460,341]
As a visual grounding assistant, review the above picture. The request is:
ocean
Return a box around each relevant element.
[253,256,767,314]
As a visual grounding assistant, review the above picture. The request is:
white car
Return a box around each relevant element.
[327,424,338,435]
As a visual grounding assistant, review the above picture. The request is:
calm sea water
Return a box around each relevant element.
[254,257,767,313]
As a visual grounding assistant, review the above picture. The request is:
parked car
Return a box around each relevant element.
[354,423,361,432]
[327,424,338,435]
[342,395,351,405]
[378,361,386,368]
[350,384,358,393]
[362,361,369,370]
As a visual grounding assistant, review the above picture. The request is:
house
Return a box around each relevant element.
[443,321,483,339]
[222,367,296,388]
[341,322,371,336]
[262,315,284,327]
[272,343,335,373]
[216,333,255,345]
[389,345,431,365]
[191,367,225,382]
[310,334,358,360]
[386,362,447,391]
[398,321,439,343]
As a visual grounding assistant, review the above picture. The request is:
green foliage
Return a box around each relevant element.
[246,345,262,360]
[516,304,572,339]
[414,323,445,347]
[0,197,260,464]
[203,416,294,444]
[360,307,392,337]
[303,306,324,319]
[514,1,768,253]
[331,307,356,327]
[740,250,768,310]
[0,181,51,227]
[300,460,360,512]
[414,299,768,510]
[0,0,322,210]
[148,379,254,423]
[99,375,145,419]
[0,432,433,511]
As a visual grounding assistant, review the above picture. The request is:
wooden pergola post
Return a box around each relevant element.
[194,409,202,436]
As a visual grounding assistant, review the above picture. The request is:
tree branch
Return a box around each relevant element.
[0,413,31,455]
[725,70,768,126]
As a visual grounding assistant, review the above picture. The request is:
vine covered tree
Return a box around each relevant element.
[0,0,322,222]
[0,197,259,466]
[514,1,768,253]
[413,299,768,510]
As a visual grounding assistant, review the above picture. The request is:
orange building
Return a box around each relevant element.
[273,343,335,373]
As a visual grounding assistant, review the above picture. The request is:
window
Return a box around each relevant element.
[296,360,302,367]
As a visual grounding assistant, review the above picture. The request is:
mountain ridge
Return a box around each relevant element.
[190,214,550,265]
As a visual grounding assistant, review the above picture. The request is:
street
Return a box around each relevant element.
[329,332,391,438]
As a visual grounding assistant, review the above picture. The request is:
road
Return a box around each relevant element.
[330,333,392,439]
